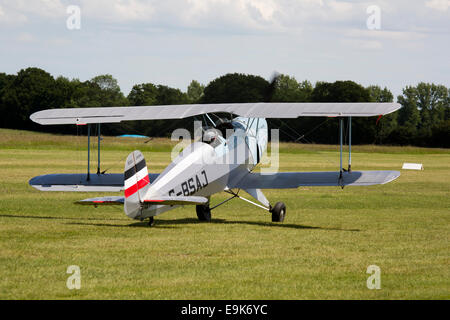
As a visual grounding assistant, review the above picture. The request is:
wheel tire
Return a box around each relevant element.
[196,204,211,222]
[271,202,286,222]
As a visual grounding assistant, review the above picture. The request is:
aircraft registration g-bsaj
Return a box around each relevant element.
[29,102,401,226]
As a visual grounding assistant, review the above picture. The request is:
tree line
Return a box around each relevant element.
[0,67,448,147]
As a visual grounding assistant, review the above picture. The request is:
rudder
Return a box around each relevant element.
[124,150,150,218]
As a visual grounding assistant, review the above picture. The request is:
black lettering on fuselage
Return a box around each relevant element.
[195,175,202,191]
[181,182,189,196]
[201,170,208,187]
[174,171,209,198]
[188,178,195,195]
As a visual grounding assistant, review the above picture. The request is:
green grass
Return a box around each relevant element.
[0,128,449,299]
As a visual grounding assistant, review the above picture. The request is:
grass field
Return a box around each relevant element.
[0,128,449,299]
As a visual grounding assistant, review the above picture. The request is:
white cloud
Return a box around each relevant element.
[327,0,353,15]
[0,0,359,31]
[0,3,27,25]
[342,38,383,50]
[250,0,276,19]
[345,29,426,42]
[1,0,448,101]
[425,0,450,11]
[159,0,282,31]
[0,1,446,34]
[17,32,35,42]
[0,0,64,25]
[10,0,66,18]
[79,0,155,22]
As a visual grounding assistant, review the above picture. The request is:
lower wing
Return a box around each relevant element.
[29,173,160,192]
[230,170,400,189]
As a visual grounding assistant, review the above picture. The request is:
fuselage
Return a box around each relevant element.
[132,117,268,219]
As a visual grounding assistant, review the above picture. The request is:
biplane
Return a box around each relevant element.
[29,102,401,226]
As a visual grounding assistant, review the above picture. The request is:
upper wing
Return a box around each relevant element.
[230,170,400,189]
[30,102,401,125]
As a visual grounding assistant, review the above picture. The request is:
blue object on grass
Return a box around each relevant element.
[117,134,149,138]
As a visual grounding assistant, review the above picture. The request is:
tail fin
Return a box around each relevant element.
[124,150,150,218]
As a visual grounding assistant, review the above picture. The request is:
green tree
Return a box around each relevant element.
[367,85,393,103]
[367,85,397,144]
[415,83,448,136]
[155,85,189,105]
[312,81,371,102]
[0,73,16,128]
[127,83,158,106]
[54,76,78,108]
[91,74,120,92]
[0,68,58,129]
[430,120,450,147]
[266,75,313,143]
[395,83,449,146]
[271,75,313,102]
[123,83,189,137]
[90,74,128,107]
[309,81,375,144]
[187,80,205,103]
[394,86,421,145]
[202,73,269,103]
[0,72,15,92]
[397,86,420,129]
[446,88,450,120]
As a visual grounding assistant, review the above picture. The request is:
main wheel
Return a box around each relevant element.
[196,204,211,222]
[271,202,286,222]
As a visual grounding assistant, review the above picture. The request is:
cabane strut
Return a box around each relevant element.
[85,123,102,181]
[338,117,353,187]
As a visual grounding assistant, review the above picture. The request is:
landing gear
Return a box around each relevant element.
[148,217,155,227]
[270,202,286,222]
[201,190,286,224]
[196,204,211,222]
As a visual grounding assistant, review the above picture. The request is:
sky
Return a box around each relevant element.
[0,0,449,99]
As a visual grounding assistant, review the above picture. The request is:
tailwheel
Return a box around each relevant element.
[196,204,211,222]
[270,202,286,222]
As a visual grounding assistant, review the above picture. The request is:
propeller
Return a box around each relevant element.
[264,72,281,102]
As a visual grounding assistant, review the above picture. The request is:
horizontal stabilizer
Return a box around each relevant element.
[230,170,400,189]
[29,173,159,192]
[143,196,208,206]
[30,102,401,125]
[76,196,124,205]
[76,195,207,207]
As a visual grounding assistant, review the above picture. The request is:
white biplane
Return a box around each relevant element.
[29,102,401,226]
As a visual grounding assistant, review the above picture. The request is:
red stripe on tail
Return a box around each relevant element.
[124,176,149,198]
[124,184,138,198]
[137,175,150,190]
